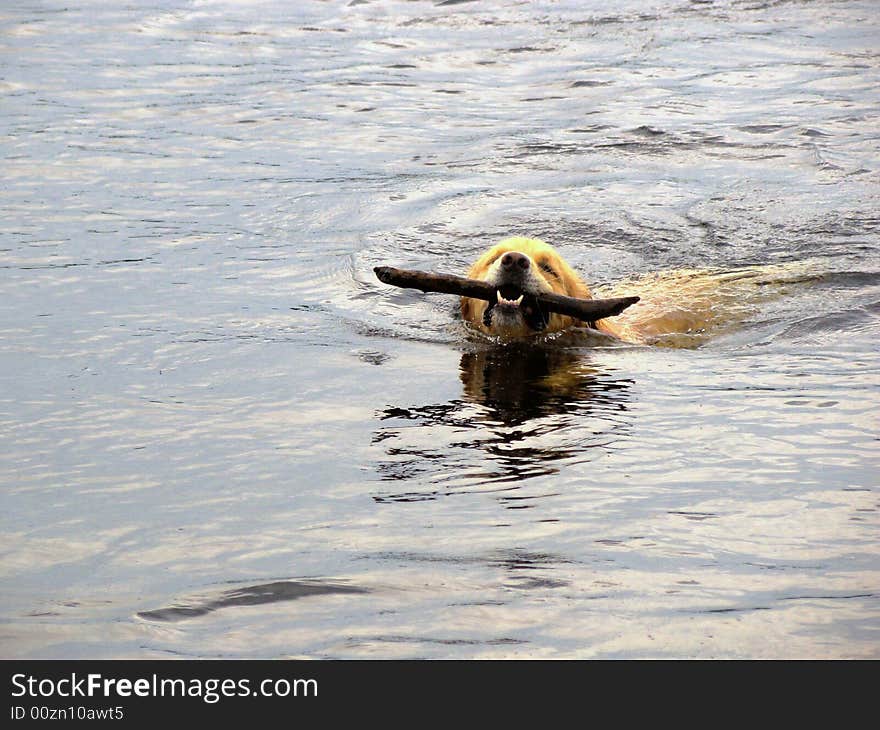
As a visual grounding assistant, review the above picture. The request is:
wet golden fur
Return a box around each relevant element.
[461,236,810,346]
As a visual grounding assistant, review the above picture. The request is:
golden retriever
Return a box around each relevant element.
[460,236,624,340]
[460,236,814,347]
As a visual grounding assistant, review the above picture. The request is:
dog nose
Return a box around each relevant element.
[500,251,530,271]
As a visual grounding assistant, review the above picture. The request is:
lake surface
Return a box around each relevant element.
[1,0,878,659]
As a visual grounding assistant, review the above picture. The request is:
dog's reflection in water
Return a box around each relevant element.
[458,340,630,427]
[373,342,633,502]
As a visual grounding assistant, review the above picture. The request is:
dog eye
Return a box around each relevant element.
[539,262,558,278]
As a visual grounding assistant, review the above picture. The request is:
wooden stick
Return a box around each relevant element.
[374,266,639,322]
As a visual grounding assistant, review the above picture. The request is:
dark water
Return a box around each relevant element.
[1,0,878,658]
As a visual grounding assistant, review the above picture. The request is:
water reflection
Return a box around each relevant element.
[371,547,572,592]
[459,342,632,425]
[373,344,633,502]
[137,579,368,623]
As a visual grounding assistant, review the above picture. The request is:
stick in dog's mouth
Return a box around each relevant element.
[373,266,639,325]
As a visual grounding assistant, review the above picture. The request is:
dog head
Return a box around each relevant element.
[460,237,592,338]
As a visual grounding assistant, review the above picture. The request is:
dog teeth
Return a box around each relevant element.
[496,290,524,307]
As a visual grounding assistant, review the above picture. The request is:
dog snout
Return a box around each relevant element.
[500,251,530,271]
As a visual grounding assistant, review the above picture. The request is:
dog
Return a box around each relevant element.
[460,236,815,346]
[460,236,624,340]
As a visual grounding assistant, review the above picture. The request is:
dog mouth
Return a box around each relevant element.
[482,284,549,331]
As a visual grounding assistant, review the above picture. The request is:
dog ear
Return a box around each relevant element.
[460,297,473,322]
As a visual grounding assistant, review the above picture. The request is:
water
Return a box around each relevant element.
[1,0,878,659]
